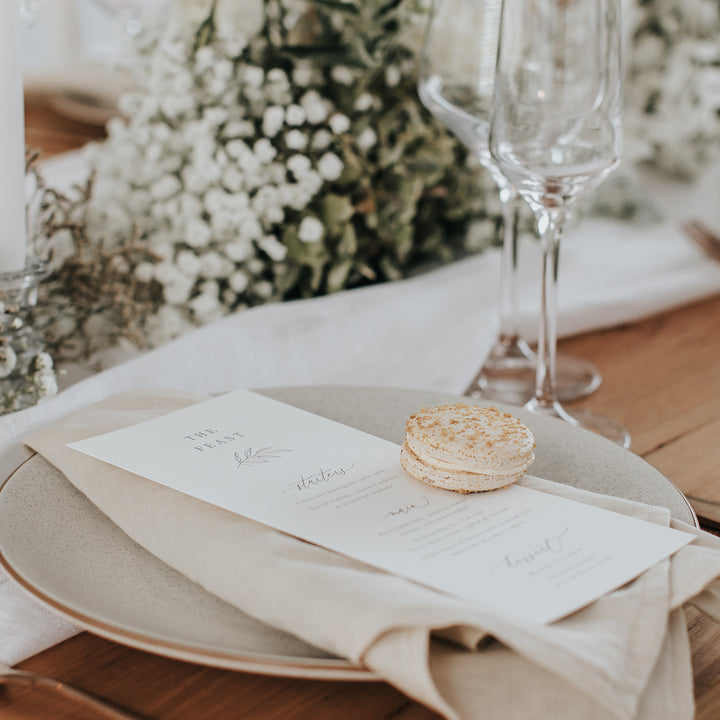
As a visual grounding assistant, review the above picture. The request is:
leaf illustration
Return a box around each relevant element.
[235,446,292,469]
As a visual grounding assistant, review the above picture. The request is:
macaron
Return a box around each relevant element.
[400,403,535,493]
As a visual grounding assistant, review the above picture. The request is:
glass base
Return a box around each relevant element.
[524,398,631,448]
[465,336,601,406]
[0,257,54,414]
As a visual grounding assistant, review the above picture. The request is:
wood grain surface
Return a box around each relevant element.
[5,92,720,719]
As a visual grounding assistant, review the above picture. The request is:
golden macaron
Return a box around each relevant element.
[400,403,535,493]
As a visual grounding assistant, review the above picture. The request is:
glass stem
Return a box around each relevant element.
[534,207,566,409]
[497,188,521,342]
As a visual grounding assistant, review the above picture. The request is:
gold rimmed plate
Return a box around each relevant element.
[0,386,696,678]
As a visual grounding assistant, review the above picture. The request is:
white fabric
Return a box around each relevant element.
[1,151,720,669]
[23,390,720,719]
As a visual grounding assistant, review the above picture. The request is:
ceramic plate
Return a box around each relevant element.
[0,386,695,678]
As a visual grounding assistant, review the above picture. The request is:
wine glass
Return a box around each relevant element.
[417,0,601,406]
[489,0,630,446]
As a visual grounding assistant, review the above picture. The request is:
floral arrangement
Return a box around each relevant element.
[32,0,493,360]
[0,349,57,413]
[28,0,720,369]
[623,0,720,179]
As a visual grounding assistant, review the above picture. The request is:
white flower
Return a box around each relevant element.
[118,92,144,117]
[195,46,215,72]
[34,352,54,372]
[134,261,156,282]
[385,65,401,87]
[246,257,265,275]
[354,93,375,112]
[259,234,288,261]
[300,170,323,196]
[287,154,312,179]
[253,138,277,164]
[150,175,182,201]
[221,34,248,58]
[203,106,230,127]
[311,129,333,150]
[318,152,343,181]
[298,216,325,243]
[204,187,230,213]
[300,90,329,124]
[176,249,201,276]
[0,344,17,378]
[35,371,58,400]
[210,209,239,239]
[162,272,195,305]
[222,288,237,306]
[265,69,292,104]
[267,68,289,85]
[213,59,234,82]
[229,270,250,293]
[264,205,284,224]
[243,65,265,88]
[285,129,309,150]
[144,306,192,348]
[328,113,350,134]
[148,240,174,262]
[224,239,253,262]
[185,219,213,248]
[254,280,274,299]
[200,251,233,278]
[222,166,244,192]
[357,127,378,151]
[263,162,286,185]
[182,163,221,195]
[262,105,285,137]
[223,120,255,138]
[285,104,306,126]
[331,65,355,86]
[179,193,202,222]
[292,60,315,87]
[160,93,194,119]
[239,215,264,241]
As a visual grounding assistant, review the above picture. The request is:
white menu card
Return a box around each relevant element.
[69,389,693,624]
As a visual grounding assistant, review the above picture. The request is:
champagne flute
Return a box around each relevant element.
[489,0,630,446]
[417,0,601,406]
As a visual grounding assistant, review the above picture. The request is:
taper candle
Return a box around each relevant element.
[0,0,27,272]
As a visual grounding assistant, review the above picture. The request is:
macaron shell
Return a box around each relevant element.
[400,441,524,493]
[405,432,534,477]
[404,403,535,473]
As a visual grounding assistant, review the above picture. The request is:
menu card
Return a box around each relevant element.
[69,389,693,624]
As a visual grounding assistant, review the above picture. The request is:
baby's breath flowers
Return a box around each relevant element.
[28,0,720,367]
[33,0,488,358]
[624,0,720,178]
[0,350,58,414]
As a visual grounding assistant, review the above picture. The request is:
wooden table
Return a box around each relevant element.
[5,93,720,719]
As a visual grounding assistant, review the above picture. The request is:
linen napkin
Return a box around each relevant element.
[25,390,720,720]
[3,150,720,675]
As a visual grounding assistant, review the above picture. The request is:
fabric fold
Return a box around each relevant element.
[23,390,720,719]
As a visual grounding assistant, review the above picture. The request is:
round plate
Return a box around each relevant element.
[0,386,695,678]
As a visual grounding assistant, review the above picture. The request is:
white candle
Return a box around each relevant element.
[0,0,27,273]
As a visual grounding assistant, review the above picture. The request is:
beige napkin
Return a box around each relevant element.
[25,391,720,720]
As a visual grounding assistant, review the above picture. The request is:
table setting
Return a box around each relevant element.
[4,0,720,718]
